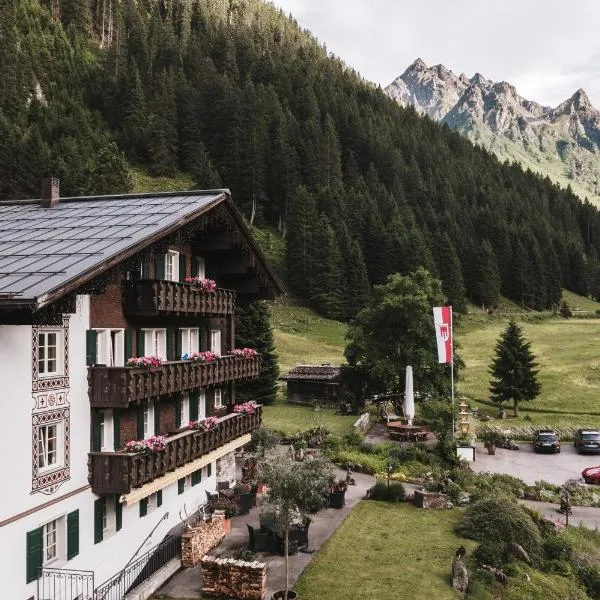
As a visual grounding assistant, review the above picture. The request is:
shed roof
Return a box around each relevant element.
[0,190,282,310]
[280,364,341,382]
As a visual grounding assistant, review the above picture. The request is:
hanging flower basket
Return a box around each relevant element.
[189,416,219,432]
[233,401,258,415]
[184,277,216,292]
[231,347,258,358]
[126,356,163,372]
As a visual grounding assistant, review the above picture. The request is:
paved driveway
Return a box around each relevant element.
[471,442,600,486]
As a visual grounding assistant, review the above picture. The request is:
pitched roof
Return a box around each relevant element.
[0,190,281,309]
[280,364,341,382]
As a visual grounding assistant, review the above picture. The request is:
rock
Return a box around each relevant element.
[510,542,532,565]
[456,492,471,506]
[452,557,469,592]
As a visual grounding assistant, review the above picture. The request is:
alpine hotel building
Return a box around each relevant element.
[0,181,281,599]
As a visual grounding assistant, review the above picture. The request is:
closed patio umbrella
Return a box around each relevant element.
[404,366,415,425]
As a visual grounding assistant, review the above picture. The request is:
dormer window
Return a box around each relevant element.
[165,251,179,282]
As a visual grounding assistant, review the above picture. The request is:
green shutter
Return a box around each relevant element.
[155,254,165,280]
[176,329,183,359]
[67,510,79,560]
[178,478,185,495]
[26,527,43,583]
[124,329,134,361]
[113,409,120,450]
[157,490,163,507]
[207,463,212,478]
[174,394,182,429]
[191,469,202,486]
[154,401,161,435]
[189,391,199,422]
[179,254,187,281]
[136,405,144,440]
[86,330,97,366]
[166,327,175,361]
[94,498,105,544]
[136,329,145,357]
[92,411,102,452]
[140,497,148,518]
[115,496,122,532]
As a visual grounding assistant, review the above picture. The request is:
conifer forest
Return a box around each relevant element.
[3,0,600,319]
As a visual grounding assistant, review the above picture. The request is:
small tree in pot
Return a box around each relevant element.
[259,451,333,600]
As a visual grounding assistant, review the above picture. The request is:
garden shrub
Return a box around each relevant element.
[473,542,506,568]
[579,565,600,599]
[543,535,574,561]
[368,482,405,502]
[456,497,543,564]
[544,559,575,577]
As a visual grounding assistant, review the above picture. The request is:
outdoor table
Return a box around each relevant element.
[386,422,426,442]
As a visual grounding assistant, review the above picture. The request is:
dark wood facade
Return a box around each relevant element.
[88,407,262,495]
[280,365,342,406]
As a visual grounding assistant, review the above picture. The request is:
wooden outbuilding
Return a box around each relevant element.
[280,364,342,406]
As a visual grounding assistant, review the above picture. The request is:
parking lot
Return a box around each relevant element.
[471,442,600,486]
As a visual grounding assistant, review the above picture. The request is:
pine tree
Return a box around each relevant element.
[434,234,467,313]
[235,300,279,405]
[472,240,501,309]
[489,320,541,417]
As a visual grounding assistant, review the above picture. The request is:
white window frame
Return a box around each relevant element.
[180,393,190,428]
[95,329,124,367]
[100,409,114,452]
[196,257,205,279]
[165,250,179,282]
[214,388,222,409]
[210,330,221,355]
[43,519,58,564]
[38,422,64,473]
[143,329,166,359]
[38,329,63,377]
[180,328,199,356]
[198,389,206,420]
[143,403,154,439]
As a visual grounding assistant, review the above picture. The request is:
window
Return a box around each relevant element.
[198,390,206,420]
[196,257,205,279]
[44,520,58,563]
[95,329,124,367]
[165,251,179,282]
[210,330,221,355]
[179,394,190,428]
[98,413,105,451]
[38,423,62,471]
[143,404,154,439]
[101,501,108,533]
[214,388,222,409]
[100,410,114,452]
[144,329,166,359]
[38,330,61,376]
[180,328,199,355]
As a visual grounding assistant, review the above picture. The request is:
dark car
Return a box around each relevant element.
[574,429,600,454]
[533,429,560,453]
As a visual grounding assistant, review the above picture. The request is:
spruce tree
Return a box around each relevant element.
[235,301,279,405]
[472,240,501,309]
[434,234,467,313]
[489,320,541,417]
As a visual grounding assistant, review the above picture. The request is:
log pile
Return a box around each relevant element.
[201,555,266,600]
[181,514,225,567]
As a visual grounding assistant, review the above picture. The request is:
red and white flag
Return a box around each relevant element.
[433,306,452,364]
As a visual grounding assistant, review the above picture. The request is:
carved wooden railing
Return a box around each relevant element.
[88,407,262,495]
[88,355,261,408]
[123,281,236,317]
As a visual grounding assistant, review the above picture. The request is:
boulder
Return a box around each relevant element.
[452,557,468,592]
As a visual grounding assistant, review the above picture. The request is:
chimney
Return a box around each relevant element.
[41,176,60,208]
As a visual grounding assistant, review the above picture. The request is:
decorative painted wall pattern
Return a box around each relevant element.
[31,317,71,495]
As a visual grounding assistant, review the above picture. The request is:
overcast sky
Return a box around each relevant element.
[272,0,600,108]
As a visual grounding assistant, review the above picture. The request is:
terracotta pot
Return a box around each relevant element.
[257,483,267,494]
[271,591,298,600]
[223,518,231,534]
[486,444,496,455]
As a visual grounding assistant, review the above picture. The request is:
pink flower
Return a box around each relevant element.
[184,277,217,292]
[126,356,163,371]
[188,351,220,363]
[233,402,257,415]
[123,435,167,453]
[189,416,219,431]
[231,347,258,357]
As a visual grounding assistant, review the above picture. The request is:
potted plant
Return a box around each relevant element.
[329,479,347,508]
[208,497,238,534]
[482,430,502,455]
[259,451,333,600]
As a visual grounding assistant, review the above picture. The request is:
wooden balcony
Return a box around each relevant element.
[123,280,236,317]
[88,407,262,495]
[88,355,260,408]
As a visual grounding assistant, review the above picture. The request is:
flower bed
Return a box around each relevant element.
[233,401,258,415]
[126,356,163,371]
[123,435,167,453]
[184,277,216,292]
[231,347,258,357]
[189,416,219,431]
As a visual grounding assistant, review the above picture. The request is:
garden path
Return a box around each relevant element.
[521,499,600,530]
[155,469,374,599]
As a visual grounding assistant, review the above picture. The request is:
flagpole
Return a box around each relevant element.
[450,306,455,440]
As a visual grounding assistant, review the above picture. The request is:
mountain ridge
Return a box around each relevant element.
[386,59,600,204]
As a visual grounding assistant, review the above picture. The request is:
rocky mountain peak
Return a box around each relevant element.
[556,88,594,114]
[403,57,428,75]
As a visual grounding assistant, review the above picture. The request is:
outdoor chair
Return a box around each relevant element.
[246,524,269,552]
[205,490,219,504]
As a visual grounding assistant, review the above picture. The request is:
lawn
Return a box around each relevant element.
[295,501,474,600]
[459,317,600,425]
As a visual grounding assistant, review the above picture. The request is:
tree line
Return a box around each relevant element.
[3,0,600,320]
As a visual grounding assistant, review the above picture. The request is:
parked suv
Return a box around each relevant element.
[533,430,560,453]
[574,429,600,454]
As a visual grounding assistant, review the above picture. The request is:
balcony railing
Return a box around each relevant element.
[88,407,262,495]
[88,355,260,408]
[123,280,236,317]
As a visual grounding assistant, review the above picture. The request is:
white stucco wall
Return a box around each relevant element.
[0,295,220,599]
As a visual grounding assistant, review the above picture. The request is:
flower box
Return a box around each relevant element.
[183,277,216,292]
